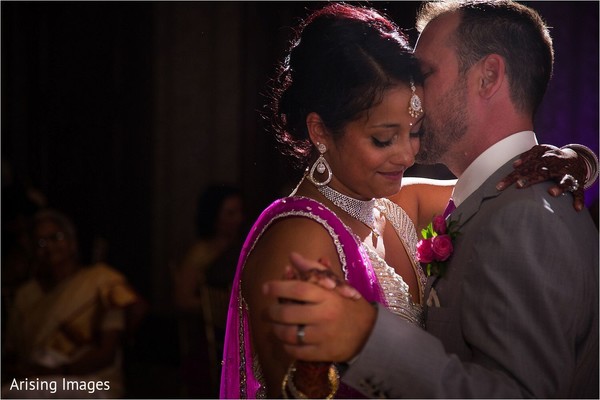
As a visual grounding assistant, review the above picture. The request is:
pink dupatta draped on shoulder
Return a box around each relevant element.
[219,197,388,398]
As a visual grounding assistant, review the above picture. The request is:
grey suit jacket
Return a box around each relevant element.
[343,159,599,398]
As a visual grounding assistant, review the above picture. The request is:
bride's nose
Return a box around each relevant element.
[391,137,417,167]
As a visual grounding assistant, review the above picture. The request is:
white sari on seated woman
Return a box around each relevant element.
[3,263,139,399]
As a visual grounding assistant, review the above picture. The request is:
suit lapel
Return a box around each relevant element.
[449,157,519,227]
[424,157,520,311]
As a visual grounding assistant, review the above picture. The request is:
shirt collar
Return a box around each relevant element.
[452,131,538,206]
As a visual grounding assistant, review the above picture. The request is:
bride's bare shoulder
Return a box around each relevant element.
[390,177,456,232]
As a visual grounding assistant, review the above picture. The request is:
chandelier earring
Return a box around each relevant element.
[307,142,333,186]
[408,79,423,119]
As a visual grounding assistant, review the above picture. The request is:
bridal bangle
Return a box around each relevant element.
[281,362,340,399]
[562,144,599,190]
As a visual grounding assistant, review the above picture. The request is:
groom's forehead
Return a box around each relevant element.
[414,16,459,62]
[415,12,459,49]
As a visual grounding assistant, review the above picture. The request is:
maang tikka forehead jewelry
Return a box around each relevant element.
[408,79,424,118]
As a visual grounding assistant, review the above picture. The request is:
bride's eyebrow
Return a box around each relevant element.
[368,122,401,129]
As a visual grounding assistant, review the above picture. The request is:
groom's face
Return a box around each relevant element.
[414,12,469,166]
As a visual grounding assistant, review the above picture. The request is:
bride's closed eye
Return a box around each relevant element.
[372,136,393,148]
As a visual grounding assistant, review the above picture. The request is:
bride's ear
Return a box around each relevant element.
[306,112,329,147]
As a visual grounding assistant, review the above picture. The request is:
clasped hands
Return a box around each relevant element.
[264,252,372,364]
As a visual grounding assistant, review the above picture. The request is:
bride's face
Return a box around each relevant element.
[325,84,423,200]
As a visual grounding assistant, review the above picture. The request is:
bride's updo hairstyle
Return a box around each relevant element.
[269,3,421,167]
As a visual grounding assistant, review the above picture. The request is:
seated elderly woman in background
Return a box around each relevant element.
[1,209,142,399]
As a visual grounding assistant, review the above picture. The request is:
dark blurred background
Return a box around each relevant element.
[2,1,598,398]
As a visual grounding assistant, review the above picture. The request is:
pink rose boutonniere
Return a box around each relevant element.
[417,215,461,277]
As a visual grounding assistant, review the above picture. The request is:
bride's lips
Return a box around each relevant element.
[379,170,404,181]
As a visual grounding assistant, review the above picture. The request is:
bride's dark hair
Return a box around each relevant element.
[268,3,421,168]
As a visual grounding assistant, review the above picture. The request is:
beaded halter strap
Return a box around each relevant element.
[317,185,381,237]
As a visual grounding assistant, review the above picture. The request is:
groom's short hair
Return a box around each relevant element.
[416,0,554,116]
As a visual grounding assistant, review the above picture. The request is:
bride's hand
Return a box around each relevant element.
[283,252,362,300]
[496,144,588,211]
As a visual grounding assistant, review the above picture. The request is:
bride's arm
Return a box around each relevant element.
[389,177,456,233]
[242,217,342,398]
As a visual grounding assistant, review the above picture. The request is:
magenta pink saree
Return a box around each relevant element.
[219,197,388,398]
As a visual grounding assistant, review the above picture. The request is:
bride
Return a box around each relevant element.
[218,4,444,398]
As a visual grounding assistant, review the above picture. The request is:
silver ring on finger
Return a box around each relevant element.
[296,324,306,345]
[517,178,528,187]
[560,174,579,192]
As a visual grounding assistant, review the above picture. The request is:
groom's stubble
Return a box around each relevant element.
[416,74,469,166]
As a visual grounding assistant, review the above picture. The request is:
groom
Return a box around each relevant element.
[263,1,599,398]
